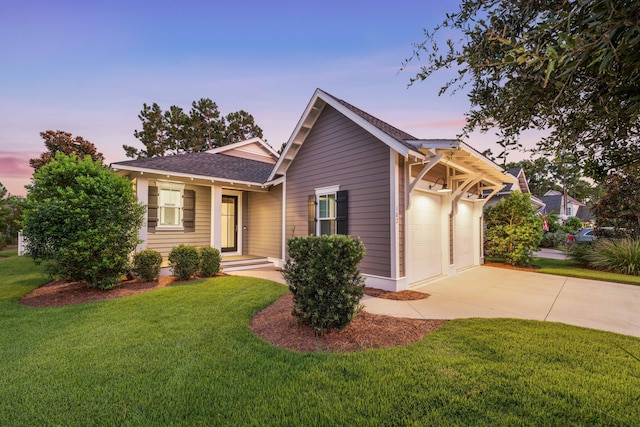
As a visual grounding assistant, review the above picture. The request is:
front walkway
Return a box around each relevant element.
[226,266,640,338]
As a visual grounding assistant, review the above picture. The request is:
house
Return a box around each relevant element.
[539,190,586,221]
[483,167,546,214]
[112,89,515,291]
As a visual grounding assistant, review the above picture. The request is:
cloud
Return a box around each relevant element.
[0,151,35,178]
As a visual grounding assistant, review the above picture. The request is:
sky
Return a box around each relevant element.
[0,0,529,197]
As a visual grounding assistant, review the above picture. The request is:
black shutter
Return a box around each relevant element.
[148,186,158,231]
[308,195,317,235]
[336,190,348,235]
[183,189,196,232]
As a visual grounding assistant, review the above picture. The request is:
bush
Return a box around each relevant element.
[132,249,163,281]
[199,246,221,277]
[587,239,640,276]
[168,245,200,280]
[540,230,568,248]
[484,192,542,266]
[22,154,145,289]
[284,235,366,335]
[563,216,583,234]
[567,241,596,266]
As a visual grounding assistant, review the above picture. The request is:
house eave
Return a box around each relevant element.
[110,164,271,190]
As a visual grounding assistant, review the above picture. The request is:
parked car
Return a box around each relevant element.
[567,227,623,245]
[567,227,597,244]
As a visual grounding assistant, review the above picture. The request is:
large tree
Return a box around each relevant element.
[406,0,640,179]
[30,130,104,171]
[592,173,640,239]
[123,99,264,158]
[23,154,145,289]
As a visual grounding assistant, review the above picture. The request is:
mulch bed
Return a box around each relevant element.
[250,293,445,353]
[363,287,429,300]
[19,276,191,307]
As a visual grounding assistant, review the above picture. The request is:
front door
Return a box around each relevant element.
[221,195,238,253]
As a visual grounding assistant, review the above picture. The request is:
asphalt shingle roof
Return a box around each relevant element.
[323,91,420,152]
[112,152,275,183]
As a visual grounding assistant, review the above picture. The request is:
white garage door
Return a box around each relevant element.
[407,192,442,285]
[455,200,475,270]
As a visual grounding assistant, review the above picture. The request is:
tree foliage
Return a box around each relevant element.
[406,0,640,179]
[0,182,24,246]
[484,192,542,266]
[23,154,145,289]
[507,156,599,202]
[123,99,264,158]
[30,130,104,171]
[592,173,640,239]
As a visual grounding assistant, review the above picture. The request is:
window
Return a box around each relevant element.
[158,182,184,229]
[309,186,348,236]
[318,193,336,235]
[566,205,572,216]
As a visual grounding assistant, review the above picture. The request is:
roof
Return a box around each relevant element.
[539,194,586,214]
[111,152,274,184]
[270,88,425,180]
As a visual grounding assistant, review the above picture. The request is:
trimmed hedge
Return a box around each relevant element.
[132,249,163,281]
[168,245,200,280]
[284,235,366,335]
[200,246,221,277]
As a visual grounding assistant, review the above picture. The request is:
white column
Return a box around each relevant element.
[136,177,149,252]
[211,185,222,250]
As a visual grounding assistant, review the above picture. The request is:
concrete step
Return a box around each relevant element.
[221,257,274,272]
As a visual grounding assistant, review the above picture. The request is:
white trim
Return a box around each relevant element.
[363,274,403,292]
[156,180,185,230]
[314,185,340,236]
[314,185,340,195]
[281,176,287,261]
[212,186,222,250]
[389,150,398,279]
[221,189,243,256]
[269,88,427,181]
[205,137,279,157]
[135,177,149,251]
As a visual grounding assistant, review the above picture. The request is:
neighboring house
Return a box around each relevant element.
[539,190,586,221]
[483,167,546,214]
[112,89,515,291]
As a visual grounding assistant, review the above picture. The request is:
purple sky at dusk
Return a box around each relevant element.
[0,0,532,196]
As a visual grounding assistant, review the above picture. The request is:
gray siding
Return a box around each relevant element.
[246,185,283,259]
[286,105,392,277]
[148,183,212,259]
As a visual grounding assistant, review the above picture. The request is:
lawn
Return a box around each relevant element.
[535,257,640,285]
[1,253,640,426]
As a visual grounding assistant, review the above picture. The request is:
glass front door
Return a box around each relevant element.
[221,195,238,252]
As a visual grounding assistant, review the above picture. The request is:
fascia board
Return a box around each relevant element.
[110,164,266,187]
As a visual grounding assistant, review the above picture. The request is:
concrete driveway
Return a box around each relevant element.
[363,266,640,338]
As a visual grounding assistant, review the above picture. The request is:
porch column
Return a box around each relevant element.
[211,185,222,250]
[136,177,148,252]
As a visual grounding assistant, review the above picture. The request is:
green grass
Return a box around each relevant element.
[1,253,640,425]
[535,257,640,285]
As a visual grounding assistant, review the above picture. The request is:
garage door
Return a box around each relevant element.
[454,200,475,270]
[407,192,442,285]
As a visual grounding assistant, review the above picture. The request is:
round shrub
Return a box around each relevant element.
[284,235,366,335]
[168,244,200,280]
[132,249,163,282]
[199,246,221,277]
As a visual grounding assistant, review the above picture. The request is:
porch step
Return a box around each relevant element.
[221,257,274,272]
